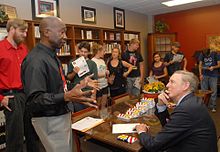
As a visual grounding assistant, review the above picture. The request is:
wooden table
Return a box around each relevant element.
[72,99,161,152]
[194,90,213,106]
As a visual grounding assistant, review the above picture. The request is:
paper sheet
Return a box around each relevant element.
[72,56,90,77]
[112,123,140,134]
[72,117,104,132]
[146,76,158,83]
[133,77,141,89]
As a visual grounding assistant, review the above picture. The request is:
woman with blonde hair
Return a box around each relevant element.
[92,43,109,108]
[108,46,133,97]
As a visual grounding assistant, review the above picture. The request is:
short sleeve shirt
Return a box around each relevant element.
[121,50,143,77]
[164,51,185,76]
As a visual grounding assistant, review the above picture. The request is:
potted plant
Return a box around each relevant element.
[155,20,169,33]
[0,8,9,23]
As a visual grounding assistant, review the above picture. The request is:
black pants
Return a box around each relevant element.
[3,92,40,152]
[24,108,41,152]
[3,92,25,152]
[110,87,126,97]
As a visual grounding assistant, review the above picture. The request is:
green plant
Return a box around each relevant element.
[155,20,169,33]
[0,8,9,23]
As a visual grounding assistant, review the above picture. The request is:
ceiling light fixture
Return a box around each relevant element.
[162,0,203,7]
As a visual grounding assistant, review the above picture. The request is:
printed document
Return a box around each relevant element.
[112,123,140,134]
[72,56,89,77]
[72,117,104,132]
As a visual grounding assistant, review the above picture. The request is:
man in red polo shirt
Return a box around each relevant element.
[0,19,38,152]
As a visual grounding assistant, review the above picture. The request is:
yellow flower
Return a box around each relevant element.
[144,81,165,93]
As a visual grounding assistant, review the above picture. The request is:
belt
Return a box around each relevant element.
[0,89,24,95]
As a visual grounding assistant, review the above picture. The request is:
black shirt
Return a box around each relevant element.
[121,50,143,77]
[21,43,69,117]
[107,59,126,90]
[164,51,185,76]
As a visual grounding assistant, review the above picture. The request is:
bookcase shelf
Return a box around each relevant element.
[13,20,140,74]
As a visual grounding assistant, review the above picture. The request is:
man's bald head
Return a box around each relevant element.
[38,16,67,50]
[39,16,65,36]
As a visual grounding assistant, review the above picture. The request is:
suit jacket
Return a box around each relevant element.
[139,93,217,152]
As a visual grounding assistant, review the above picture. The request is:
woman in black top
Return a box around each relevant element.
[108,47,133,97]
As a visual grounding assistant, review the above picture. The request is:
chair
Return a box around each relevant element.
[194,90,213,106]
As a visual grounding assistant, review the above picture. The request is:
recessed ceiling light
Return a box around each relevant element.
[162,0,203,7]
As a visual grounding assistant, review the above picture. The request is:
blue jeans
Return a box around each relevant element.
[201,75,218,109]
[127,77,141,97]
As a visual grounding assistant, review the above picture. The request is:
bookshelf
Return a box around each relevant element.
[102,29,122,54]
[74,25,101,57]
[123,30,140,52]
[22,20,140,74]
[0,21,141,149]
[147,33,177,68]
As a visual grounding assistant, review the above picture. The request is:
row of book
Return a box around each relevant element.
[0,111,6,149]
[80,30,99,40]
[34,26,40,38]
[104,32,121,41]
[105,43,121,54]
[124,33,139,41]
[0,27,7,41]
[62,64,68,76]
[57,43,71,56]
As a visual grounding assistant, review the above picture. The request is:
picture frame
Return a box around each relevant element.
[81,6,96,24]
[113,7,125,29]
[31,0,59,20]
[0,4,17,19]
[206,34,220,51]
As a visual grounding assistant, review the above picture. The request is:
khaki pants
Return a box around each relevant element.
[32,113,72,152]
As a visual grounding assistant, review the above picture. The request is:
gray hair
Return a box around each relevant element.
[174,70,199,92]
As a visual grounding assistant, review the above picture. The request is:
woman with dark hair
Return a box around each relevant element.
[149,52,168,84]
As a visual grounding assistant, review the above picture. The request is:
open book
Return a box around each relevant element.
[72,117,104,132]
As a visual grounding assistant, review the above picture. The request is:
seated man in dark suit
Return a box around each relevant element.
[136,70,217,152]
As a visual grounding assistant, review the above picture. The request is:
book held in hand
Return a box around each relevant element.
[72,56,90,77]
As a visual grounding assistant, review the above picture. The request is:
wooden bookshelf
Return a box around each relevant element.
[22,20,140,74]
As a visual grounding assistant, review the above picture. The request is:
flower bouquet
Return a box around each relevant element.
[143,81,165,94]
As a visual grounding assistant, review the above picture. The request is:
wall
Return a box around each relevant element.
[1,0,149,76]
[155,4,220,71]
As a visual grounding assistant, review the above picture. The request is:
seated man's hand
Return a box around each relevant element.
[158,90,170,106]
[135,124,150,134]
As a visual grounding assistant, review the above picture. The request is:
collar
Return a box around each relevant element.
[37,43,57,58]
[176,92,192,106]
[3,39,23,50]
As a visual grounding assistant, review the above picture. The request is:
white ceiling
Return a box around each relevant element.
[90,0,220,15]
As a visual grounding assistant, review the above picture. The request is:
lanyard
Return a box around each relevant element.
[55,56,67,92]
